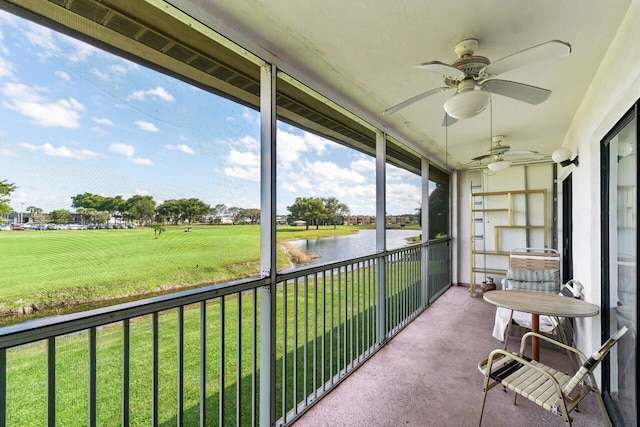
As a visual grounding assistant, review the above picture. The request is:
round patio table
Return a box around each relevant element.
[483,290,599,361]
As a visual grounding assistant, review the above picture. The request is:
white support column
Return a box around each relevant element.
[421,159,430,306]
[259,62,276,427]
[375,131,387,343]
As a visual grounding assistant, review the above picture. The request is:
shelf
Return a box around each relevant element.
[469,187,549,297]
[472,268,507,275]
[494,225,544,229]
[472,251,510,256]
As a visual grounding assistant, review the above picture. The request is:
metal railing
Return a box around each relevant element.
[0,239,451,426]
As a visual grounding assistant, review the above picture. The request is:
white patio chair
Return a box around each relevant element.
[478,327,628,427]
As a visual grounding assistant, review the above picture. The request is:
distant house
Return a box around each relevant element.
[292,220,306,227]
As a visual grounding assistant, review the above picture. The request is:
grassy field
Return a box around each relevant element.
[0,225,362,311]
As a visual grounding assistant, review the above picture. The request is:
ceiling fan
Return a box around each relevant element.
[383,39,571,122]
[471,136,545,171]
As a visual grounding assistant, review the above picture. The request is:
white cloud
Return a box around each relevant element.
[165,144,195,155]
[55,70,71,81]
[25,24,98,63]
[276,129,335,169]
[0,55,13,78]
[109,143,136,157]
[126,86,174,103]
[135,121,159,132]
[387,163,417,182]
[386,182,421,210]
[107,143,153,166]
[19,141,101,160]
[242,107,260,124]
[92,117,114,126]
[1,82,84,128]
[130,157,154,166]
[307,160,366,184]
[91,127,108,135]
[276,129,308,169]
[303,132,330,155]
[224,149,260,181]
[351,157,375,172]
[0,148,16,156]
[9,99,84,128]
[91,64,129,82]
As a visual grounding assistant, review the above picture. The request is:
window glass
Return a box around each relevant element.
[604,114,637,426]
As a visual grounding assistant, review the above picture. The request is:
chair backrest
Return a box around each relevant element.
[505,248,561,293]
[559,280,583,299]
[562,326,629,395]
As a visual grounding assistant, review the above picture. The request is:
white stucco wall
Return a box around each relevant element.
[558,1,640,358]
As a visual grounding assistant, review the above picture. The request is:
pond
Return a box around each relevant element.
[285,229,420,269]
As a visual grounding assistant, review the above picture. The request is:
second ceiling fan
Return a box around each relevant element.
[383,39,571,123]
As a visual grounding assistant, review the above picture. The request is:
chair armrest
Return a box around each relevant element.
[519,332,588,362]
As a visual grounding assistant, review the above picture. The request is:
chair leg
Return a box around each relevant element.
[478,377,491,427]
[593,389,612,426]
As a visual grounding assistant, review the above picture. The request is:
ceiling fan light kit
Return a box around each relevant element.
[443,87,490,119]
[552,147,579,167]
[487,158,512,172]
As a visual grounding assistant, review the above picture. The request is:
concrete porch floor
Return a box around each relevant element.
[292,285,606,427]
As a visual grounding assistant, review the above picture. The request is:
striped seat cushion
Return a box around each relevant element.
[504,268,560,293]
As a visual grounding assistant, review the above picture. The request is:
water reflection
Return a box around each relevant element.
[285,229,420,268]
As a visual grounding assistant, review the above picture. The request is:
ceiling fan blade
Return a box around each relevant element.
[441,113,457,127]
[483,79,551,105]
[503,151,545,160]
[383,86,450,116]
[415,61,465,79]
[471,153,493,162]
[482,40,571,77]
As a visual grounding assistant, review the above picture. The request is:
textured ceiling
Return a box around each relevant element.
[173,0,631,169]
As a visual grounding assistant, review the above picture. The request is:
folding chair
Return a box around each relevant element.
[477,327,628,426]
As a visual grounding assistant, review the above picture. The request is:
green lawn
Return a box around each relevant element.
[0,225,360,310]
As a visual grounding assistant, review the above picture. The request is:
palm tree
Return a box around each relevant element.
[151,222,165,239]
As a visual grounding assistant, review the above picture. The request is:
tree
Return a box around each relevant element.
[126,195,156,225]
[49,209,71,224]
[26,206,43,223]
[180,198,210,224]
[210,203,228,224]
[0,180,16,215]
[287,197,327,230]
[71,192,105,211]
[429,183,448,239]
[322,197,350,229]
[151,222,165,239]
[226,206,242,224]
[239,208,260,224]
[157,199,182,225]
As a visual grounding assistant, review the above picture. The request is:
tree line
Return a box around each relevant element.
[2,180,353,229]
[286,197,350,230]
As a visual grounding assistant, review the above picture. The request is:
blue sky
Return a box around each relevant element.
[0,10,421,217]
